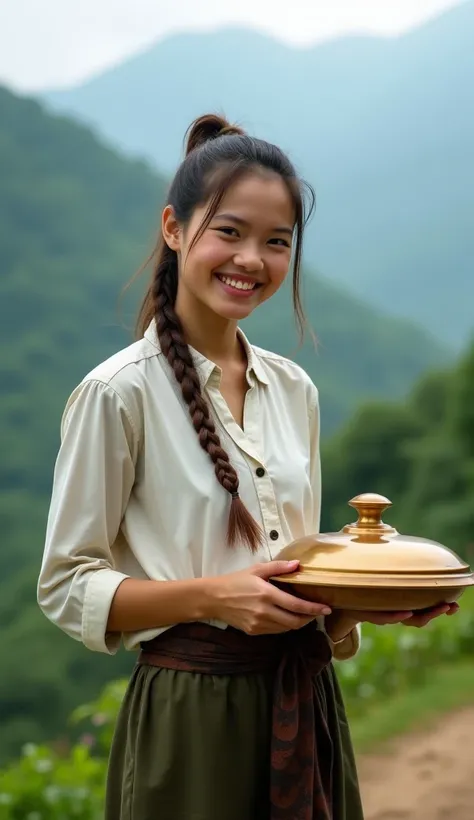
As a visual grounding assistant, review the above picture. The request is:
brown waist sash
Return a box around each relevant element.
[138,621,334,820]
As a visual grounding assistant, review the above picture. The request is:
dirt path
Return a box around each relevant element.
[358,707,474,819]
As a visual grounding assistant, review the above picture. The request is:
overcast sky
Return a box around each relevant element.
[0,0,463,91]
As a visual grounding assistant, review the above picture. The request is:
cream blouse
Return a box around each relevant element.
[37,321,360,660]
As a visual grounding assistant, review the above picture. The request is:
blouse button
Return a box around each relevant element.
[269,530,279,541]
[256,467,265,477]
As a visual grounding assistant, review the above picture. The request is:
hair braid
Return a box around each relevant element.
[133,111,314,549]
[152,245,263,552]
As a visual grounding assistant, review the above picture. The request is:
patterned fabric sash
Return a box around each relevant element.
[138,621,334,820]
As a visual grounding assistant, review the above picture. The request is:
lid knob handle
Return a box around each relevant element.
[348,493,393,531]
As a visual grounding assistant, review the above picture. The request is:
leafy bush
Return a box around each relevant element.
[0,743,105,820]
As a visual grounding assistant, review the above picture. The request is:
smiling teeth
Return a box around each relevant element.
[219,275,256,290]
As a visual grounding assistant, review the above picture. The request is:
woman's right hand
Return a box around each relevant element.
[206,560,332,635]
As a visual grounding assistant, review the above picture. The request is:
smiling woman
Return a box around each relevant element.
[40,112,442,820]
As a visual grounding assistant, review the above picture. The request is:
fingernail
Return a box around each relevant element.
[322,607,332,615]
[287,560,299,566]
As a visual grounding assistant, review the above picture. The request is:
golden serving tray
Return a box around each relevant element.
[273,493,474,611]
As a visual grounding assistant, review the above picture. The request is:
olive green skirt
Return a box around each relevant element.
[105,661,364,820]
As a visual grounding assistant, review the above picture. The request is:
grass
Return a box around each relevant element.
[348,661,474,754]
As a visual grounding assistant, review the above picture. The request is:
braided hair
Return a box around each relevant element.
[136,114,314,552]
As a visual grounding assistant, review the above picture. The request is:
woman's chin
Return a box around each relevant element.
[209,297,258,322]
[216,304,256,322]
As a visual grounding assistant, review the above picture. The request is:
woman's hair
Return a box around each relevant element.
[136,113,315,553]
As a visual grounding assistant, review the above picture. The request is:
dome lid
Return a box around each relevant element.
[275,493,473,591]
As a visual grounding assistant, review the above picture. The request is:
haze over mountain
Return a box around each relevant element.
[41,0,474,347]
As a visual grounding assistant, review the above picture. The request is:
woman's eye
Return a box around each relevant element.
[269,238,291,248]
[216,226,239,237]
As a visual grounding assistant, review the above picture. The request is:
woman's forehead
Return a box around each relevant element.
[214,173,296,226]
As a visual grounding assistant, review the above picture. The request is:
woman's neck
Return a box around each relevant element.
[176,297,244,366]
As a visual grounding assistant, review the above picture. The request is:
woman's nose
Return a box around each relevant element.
[233,246,264,272]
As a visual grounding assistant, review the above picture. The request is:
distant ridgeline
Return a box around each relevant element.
[42,1,474,347]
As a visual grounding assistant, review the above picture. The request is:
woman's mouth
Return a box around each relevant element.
[215,274,262,296]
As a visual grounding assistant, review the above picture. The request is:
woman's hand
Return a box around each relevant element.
[350,602,459,628]
[326,602,459,643]
[399,601,459,627]
[206,560,332,635]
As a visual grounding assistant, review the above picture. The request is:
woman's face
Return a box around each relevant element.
[164,171,295,325]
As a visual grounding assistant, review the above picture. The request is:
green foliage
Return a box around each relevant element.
[0,743,105,820]
[70,681,128,755]
[0,683,128,819]
[321,339,474,559]
[339,593,474,711]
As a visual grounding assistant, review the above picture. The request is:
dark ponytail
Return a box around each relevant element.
[136,113,314,553]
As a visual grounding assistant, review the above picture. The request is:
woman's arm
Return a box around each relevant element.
[37,379,139,654]
[106,577,213,632]
[38,378,333,653]
[108,562,332,635]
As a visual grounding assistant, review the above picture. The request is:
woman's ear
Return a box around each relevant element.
[162,205,181,252]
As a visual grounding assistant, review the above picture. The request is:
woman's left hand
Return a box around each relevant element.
[398,601,459,628]
[325,602,459,643]
[345,601,459,628]
[349,602,459,627]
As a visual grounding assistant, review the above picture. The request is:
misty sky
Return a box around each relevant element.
[0,0,463,91]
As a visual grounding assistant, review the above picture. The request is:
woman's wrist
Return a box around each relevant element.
[324,611,360,644]
[197,576,223,621]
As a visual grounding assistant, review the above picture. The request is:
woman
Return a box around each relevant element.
[37,114,456,820]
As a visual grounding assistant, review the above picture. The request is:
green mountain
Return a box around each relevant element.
[0,87,167,761]
[42,1,474,347]
[0,84,446,761]
[320,340,474,563]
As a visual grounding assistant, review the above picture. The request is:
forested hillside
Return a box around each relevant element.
[0,84,449,761]
[0,85,168,762]
[321,341,474,559]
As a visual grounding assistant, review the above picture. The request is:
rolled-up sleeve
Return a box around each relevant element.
[308,387,361,661]
[37,379,137,654]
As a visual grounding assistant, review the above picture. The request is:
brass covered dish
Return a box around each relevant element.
[273,493,474,611]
